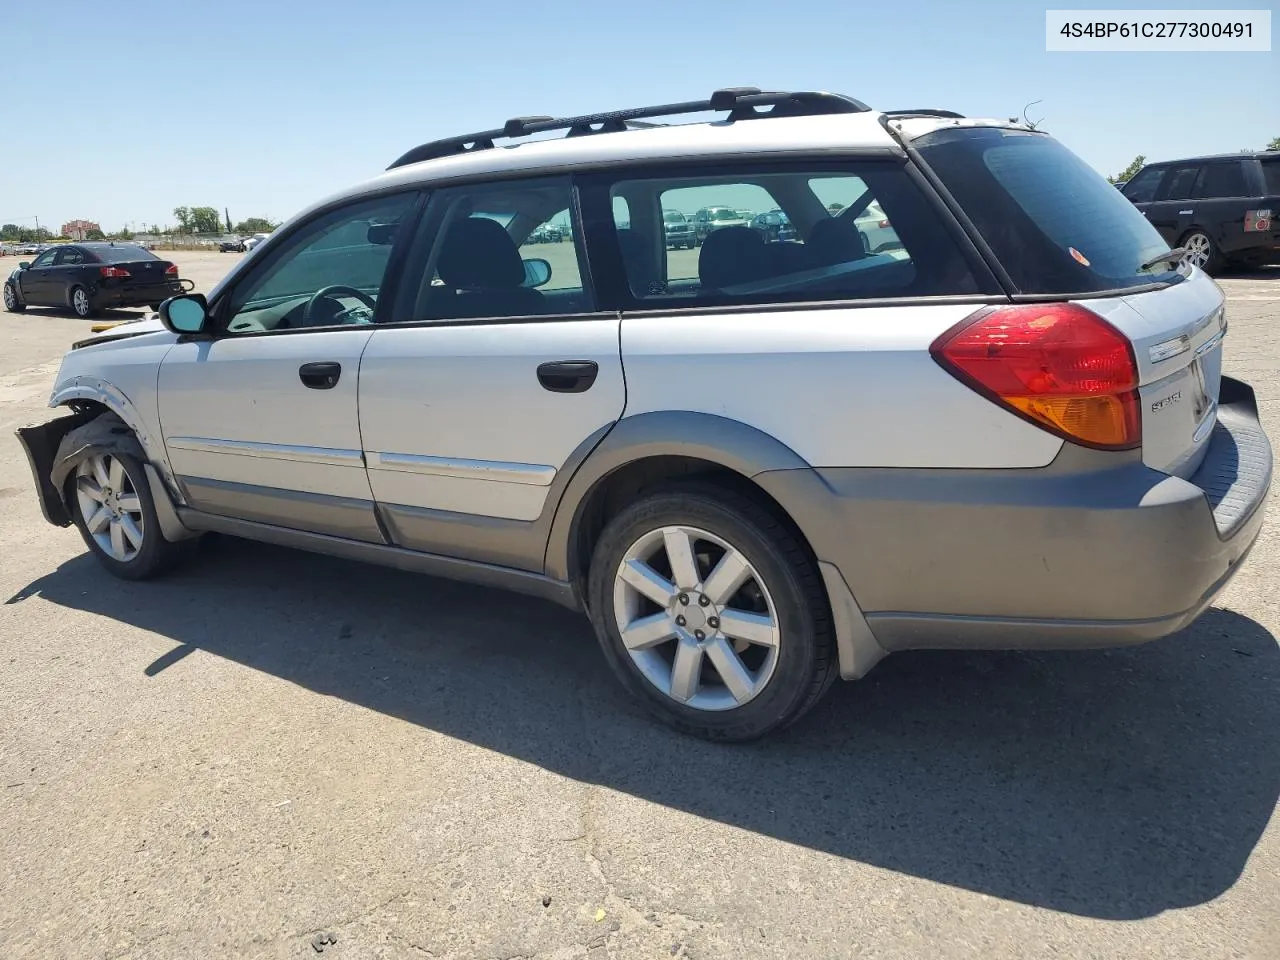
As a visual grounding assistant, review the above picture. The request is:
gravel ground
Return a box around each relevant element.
[0,257,1277,960]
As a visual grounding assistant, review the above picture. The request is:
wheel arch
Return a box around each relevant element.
[547,411,813,586]
[545,411,886,681]
[49,378,180,495]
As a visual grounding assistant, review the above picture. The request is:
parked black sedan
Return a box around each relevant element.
[3,242,188,318]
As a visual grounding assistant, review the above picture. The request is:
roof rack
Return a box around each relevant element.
[387,87,872,169]
[883,109,966,119]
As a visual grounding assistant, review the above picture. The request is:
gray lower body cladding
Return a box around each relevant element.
[756,376,1271,651]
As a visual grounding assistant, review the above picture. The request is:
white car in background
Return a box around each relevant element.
[244,232,271,252]
[852,199,904,254]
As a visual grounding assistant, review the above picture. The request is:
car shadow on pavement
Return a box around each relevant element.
[11,535,1279,921]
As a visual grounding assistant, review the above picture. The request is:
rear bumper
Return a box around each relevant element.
[91,280,183,307]
[757,376,1271,653]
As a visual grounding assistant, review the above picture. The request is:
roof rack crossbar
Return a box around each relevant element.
[387,88,872,169]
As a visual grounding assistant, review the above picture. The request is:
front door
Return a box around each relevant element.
[357,176,625,566]
[158,191,420,541]
[18,247,58,304]
[1144,162,1202,246]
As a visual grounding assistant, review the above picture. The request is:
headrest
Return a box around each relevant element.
[437,217,525,289]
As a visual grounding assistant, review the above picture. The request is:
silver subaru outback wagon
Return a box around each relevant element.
[14,88,1272,741]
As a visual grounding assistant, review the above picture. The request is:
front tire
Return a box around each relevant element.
[3,282,24,312]
[68,450,191,581]
[70,285,98,318]
[587,483,837,741]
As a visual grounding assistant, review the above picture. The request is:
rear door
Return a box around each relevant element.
[1190,160,1252,258]
[359,174,625,565]
[914,125,1227,478]
[50,245,89,304]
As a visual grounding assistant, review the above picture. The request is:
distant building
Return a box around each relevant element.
[61,219,101,240]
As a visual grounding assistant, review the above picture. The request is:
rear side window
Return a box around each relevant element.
[1262,158,1280,195]
[1195,162,1248,199]
[1122,166,1163,203]
[916,127,1177,295]
[600,161,988,307]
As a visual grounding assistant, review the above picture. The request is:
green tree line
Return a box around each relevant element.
[172,206,278,235]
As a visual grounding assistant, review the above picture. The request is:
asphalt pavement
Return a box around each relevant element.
[0,261,1277,959]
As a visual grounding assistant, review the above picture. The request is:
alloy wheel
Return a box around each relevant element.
[75,454,145,562]
[2,285,14,310]
[1182,233,1212,269]
[73,288,90,316]
[611,525,781,711]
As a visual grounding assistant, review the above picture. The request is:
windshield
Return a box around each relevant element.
[663,210,686,223]
[712,209,739,221]
[916,127,1178,294]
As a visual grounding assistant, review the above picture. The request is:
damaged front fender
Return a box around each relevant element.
[14,409,100,527]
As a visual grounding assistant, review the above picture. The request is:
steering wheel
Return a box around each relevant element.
[301,285,376,325]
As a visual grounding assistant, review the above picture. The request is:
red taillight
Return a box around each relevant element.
[164,263,178,276]
[878,219,890,229]
[99,266,131,278]
[929,303,1141,450]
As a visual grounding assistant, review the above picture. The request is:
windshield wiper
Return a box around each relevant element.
[1140,248,1186,272]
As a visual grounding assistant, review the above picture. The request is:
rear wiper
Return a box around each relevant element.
[1140,248,1186,272]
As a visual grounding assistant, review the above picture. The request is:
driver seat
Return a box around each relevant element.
[430,217,546,319]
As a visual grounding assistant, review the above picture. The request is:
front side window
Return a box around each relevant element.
[30,249,57,268]
[1121,166,1164,203]
[392,176,593,322]
[603,161,985,306]
[1159,165,1202,201]
[221,192,416,335]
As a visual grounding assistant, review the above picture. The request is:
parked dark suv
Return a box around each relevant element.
[1119,151,1279,273]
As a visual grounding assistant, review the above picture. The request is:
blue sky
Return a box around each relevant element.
[3,0,1276,233]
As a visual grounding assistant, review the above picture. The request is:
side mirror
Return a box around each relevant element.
[159,293,210,335]
[522,258,551,288]
[367,223,399,245]
[18,261,30,270]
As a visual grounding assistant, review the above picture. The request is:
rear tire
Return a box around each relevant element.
[1180,230,1223,274]
[67,450,192,581]
[586,483,837,742]
[3,282,24,312]
[70,285,98,318]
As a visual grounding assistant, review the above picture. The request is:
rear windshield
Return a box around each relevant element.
[915,127,1180,294]
[1262,157,1280,196]
[91,244,160,263]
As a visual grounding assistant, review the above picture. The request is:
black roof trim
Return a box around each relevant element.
[1137,149,1280,167]
[387,87,873,170]
[883,109,966,119]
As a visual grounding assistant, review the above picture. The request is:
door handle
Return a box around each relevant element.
[299,361,342,389]
[537,360,598,393]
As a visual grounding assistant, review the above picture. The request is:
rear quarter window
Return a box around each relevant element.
[916,127,1178,295]
[1262,157,1280,195]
